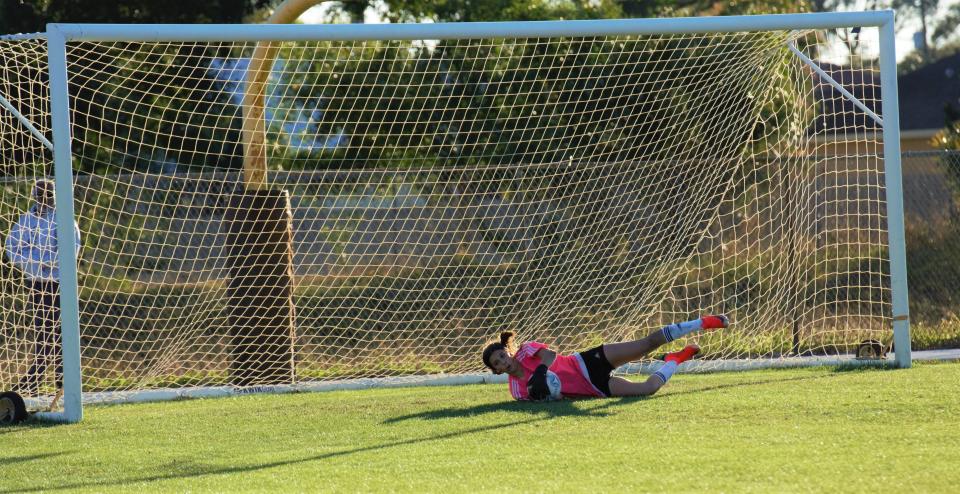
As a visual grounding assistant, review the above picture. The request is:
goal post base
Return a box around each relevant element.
[29,373,510,409]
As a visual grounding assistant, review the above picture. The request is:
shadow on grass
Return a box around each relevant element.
[831,361,898,372]
[0,452,72,467]
[0,366,898,493]
[0,417,62,436]
[386,368,866,424]
[1,389,663,493]
[0,414,554,493]
[659,368,873,399]
[383,394,623,424]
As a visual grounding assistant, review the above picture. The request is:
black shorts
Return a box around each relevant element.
[577,345,615,397]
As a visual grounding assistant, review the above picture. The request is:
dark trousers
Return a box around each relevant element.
[17,279,62,394]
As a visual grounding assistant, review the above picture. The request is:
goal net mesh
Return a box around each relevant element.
[0,28,891,402]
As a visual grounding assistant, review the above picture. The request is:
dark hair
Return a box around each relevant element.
[481,331,516,373]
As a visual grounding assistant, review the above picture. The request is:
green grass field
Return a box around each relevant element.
[2,362,959,493]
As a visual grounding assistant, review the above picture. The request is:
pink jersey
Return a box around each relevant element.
[507,342,606,400]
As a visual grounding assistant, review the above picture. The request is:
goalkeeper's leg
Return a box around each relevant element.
[603,315,727,368]
[608,344,700,397]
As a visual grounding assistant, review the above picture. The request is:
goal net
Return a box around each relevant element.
[0,16,905,410]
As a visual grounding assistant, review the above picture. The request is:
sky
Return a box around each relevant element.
[836,0,960,61]
[298,0,960,63]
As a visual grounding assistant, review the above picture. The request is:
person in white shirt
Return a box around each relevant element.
[5,179,80,409]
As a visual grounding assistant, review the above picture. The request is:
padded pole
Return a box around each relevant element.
[241,0,324,190]
[226,190,297,385]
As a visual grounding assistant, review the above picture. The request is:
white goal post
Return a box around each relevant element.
[0,11,909,423]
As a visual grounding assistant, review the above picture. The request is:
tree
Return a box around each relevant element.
[314,0,809,25]
[888,0,960,62]
[0,0,273,34]
[892,1,960,72]
[931,2,960,48]
[3,0,813,175]
[809,0,881,60]
[934,103,960,150]
[0,0,275,174]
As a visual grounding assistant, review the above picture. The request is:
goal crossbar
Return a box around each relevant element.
[48,11,895,41]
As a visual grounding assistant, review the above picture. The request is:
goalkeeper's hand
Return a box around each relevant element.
[526,364,550,401]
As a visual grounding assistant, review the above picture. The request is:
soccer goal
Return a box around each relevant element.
[0,11,908,423]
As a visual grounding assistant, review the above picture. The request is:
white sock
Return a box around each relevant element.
[661,318,703,342]
[653,361,678,384]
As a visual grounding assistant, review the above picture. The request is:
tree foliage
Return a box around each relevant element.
[931,2,960,47]
[0,0,272,34]
[68,43,247,174]
[261,34,789,172]
[367,0,809,23]
[890,0,940,60]
[2,0,813,175]
[889,0,960,65]
[934,103,960,150]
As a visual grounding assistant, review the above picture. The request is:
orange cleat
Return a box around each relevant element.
[663,344,701,364]
[700,314,729,331]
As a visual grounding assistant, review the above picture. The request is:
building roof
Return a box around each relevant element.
[813,52,960,134]
[812,61,882,134]
[897,51,960,131]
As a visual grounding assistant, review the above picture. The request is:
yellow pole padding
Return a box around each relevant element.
[241,0,325,189]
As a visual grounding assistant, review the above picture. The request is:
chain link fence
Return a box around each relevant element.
[901,150,960,350]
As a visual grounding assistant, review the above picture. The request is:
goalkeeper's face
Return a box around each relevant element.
[33,180,55,210]
[488,349,518,375]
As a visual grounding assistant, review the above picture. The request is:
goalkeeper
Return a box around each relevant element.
[4,179,81,409]
[481,315,728,400]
